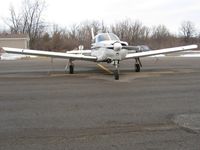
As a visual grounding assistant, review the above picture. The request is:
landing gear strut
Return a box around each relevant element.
[114,60,119,80]
[135,58,142,72]
[65,59,74,74]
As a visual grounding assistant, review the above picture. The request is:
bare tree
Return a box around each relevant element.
[6,0,46,48]
[151,25,170,39]
[179,21,196,43]
[76,21,104,48]
[60,21,105,50]
[150,25,173,48]
[8,6,22,33]
[111,20,150,45]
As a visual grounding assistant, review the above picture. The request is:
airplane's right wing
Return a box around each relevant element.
[123,45,151,51]
[125,45,198,59]
[2,47,97,61]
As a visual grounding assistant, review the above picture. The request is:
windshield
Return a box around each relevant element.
[109,33,120,41]
[96,33,120,43]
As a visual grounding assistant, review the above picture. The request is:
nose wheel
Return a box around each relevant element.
[114,69,119,80]
[114,60,119,80]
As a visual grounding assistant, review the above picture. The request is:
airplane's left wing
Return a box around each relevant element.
[2,47,97,61]
[125,45,198,59]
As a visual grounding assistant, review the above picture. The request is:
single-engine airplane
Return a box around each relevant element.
[2,30,198,80]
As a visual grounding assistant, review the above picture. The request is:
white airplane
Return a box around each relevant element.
[2,30,198,80]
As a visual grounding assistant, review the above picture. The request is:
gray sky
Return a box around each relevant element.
[0,0,199,33]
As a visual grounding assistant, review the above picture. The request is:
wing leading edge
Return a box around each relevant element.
[2,47,97,61]
[125,45,198,59]
[2,44,198,61]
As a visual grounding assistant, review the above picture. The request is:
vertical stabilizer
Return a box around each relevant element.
[91,28,95,40]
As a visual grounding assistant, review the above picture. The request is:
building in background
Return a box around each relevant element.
[0,34,30,60]
[0,34,29,49]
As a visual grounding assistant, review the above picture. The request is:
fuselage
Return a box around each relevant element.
[91,33,128,62]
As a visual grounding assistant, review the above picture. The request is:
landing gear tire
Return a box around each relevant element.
[69,65,74,74]
[114,70,119,80]
[135,64,140,72]
[113,60,120,80]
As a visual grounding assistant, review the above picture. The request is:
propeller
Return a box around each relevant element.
[103,41,122,51]
[113,42,122,51]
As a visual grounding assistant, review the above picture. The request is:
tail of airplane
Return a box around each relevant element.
[91,28,95,40]
[0,48,3,60]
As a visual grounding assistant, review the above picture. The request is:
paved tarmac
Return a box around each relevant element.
[0,57,200,150]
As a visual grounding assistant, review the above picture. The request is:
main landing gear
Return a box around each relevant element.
[65,59,74,74]
[135,58,142,72]
[64,59,142,80]
[69,64,74,74]
[113,58,142,80]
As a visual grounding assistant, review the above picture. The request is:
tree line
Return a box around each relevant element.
[1,0,199,51]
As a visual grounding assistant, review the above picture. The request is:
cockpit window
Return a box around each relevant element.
[96,34,110,42]
[96,33,120,43]
[109,33,120,41]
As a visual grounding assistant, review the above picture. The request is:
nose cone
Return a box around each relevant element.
[113,42,122,51]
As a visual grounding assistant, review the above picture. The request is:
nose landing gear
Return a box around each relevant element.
[113,60,120,80]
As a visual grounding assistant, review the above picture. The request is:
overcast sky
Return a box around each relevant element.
[0,0,199,33]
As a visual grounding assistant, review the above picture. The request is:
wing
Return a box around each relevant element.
[2,47,97,61]
[66,49,92,54]
[125,45,198,59]
[122,45,151,51]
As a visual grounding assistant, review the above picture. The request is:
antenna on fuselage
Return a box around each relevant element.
[91,28,95,40]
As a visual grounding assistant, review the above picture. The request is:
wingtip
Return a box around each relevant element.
[192,44,198,48]
[186,44,198,49]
